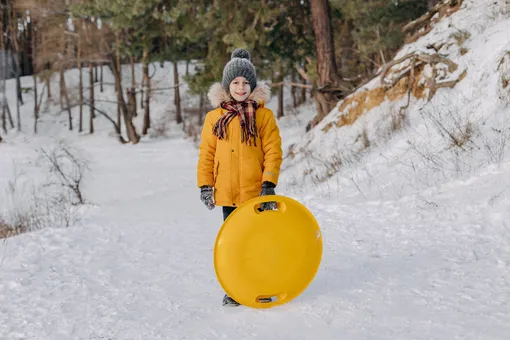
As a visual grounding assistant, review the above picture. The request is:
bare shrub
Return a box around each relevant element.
[149,115,172,138]
[0,142,89,239]
[360,128,370,150]
[391,110,408,133]
[0,215,25,239]
[486,0,510,21]
[451,29,471,47]
[480,122,510,167]
[497,52,510,104]
[372,104,409,144]
[0,175,82,239]
[0,217,9,238]
[185,122,200,143]
[421,104,476,150]
[38,141,89,205]
[0,168,42,237]
[404,94,510,189]
[302,146,361,185]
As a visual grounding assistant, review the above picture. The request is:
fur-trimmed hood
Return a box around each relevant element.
[207,81,271,108]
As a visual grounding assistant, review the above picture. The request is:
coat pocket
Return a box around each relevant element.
[213,161,220,185]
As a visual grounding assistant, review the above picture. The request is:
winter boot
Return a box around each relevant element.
[222,294,240,307]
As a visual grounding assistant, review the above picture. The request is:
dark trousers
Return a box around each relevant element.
[222,206,236,221]
[221,206,237,301]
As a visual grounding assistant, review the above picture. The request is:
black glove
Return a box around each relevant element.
[259,181,277,211]
[200,185,215,210]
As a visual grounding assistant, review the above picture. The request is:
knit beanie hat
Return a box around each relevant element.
[221,48,257,92]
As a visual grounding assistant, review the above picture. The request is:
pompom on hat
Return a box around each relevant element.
[221,48,257,92]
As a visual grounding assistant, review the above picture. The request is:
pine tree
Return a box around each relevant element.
[184,0,283,95]
[331,0,428,79]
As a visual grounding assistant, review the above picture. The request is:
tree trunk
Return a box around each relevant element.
[14,53,21,131]
[140,83,144,109]
[4,102,13,130]
[300,62,308,105]
[310,0,338,86]
[88,104,126,144]
[277,83,284,118]
[59,62,73,131]
[25,20,33,76]
[174,61,182,124]
[89,63,94,133]
[59,32,65,110]
[1,17,13,130]
[291,68,297,108]
[1,104,5,134]
[45,72,51,100]
[1,25,14,132]
[87,22,95,120]
[198,93,204,126]
[140,72,144,110]
[100,63,103,92]
[0,21,13,130]
[309,0,347,130]
[40,18,51,101]
[33,75,38,134]
[78,24,83,132]
[31,21,39,134]
[0,15,7,133]
[301,79,307,104]
[111,54,140,144]
[130,55,137,117]
[8,8,22,130]
[142,47,150,135]
[59,69,65,109]
[116,31,122,130]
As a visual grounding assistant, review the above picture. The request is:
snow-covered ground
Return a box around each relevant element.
[1,0,510,338]
[2,114,510,340]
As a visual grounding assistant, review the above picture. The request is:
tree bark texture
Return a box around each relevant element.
[278,84,284,118]
[89,63,94,133]
[116,31,122,129]
[142,47,150,135]
[130,55,137,117]
[309,0,347,130]
[78,21,83,132]
[310,0,338,87]
[111,54,140,144]
[174,61,182,124]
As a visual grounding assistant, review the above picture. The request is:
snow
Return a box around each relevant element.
[1,0,510,338]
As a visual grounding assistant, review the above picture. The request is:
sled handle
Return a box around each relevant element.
[252,195,287,215]
[254,292,287,306]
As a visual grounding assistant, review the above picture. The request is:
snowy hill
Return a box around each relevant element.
[1,0,510,339]
[282,0,510,202]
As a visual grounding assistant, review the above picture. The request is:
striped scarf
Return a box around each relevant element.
[213,100,259,146]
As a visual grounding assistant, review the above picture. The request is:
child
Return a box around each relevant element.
[196,48,283,306]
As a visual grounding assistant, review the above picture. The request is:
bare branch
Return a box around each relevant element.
[270,82,313,89]
[294,63,312,83]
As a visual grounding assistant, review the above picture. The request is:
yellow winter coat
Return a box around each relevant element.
[197,81,282,207]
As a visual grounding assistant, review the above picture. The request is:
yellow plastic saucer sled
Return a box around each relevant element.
[214,194,322,308]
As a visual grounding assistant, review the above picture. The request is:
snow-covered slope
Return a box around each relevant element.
[282,0,510,202]
[1,1,510,339]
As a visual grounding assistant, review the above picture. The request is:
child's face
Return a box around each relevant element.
[229,77,251,102]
